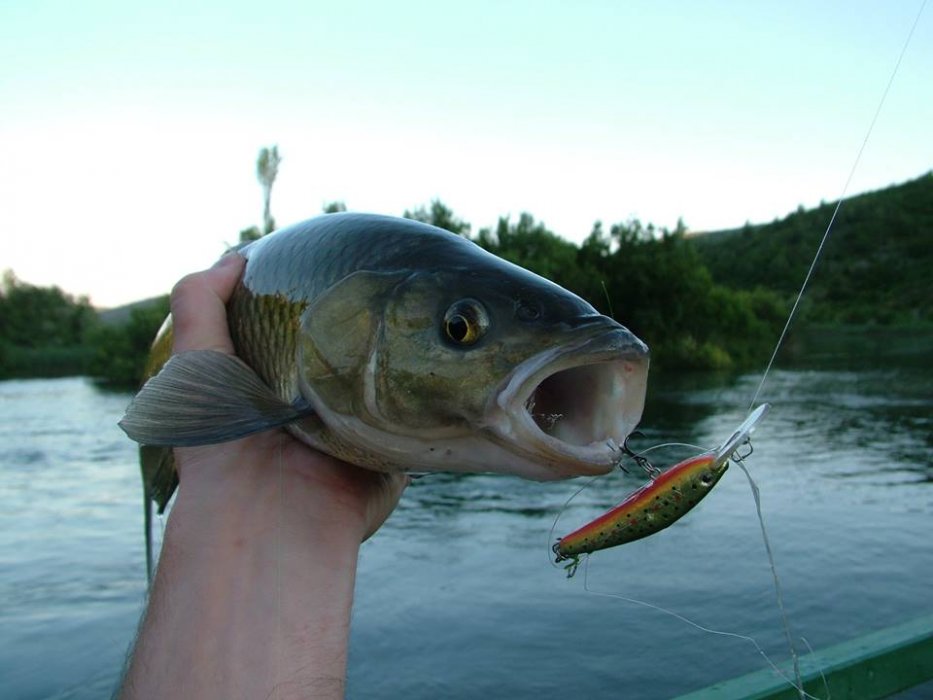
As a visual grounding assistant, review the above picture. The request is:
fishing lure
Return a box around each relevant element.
[553,452,726,576]
[553,404,769,577]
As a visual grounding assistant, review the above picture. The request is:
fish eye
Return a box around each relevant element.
[699,471,713,485]
[443,299,489,346]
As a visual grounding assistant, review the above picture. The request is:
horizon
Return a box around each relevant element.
[2,1,930,307]
[13,169,931,311]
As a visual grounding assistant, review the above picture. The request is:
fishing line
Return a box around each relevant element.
[735,6,927,694]
[555,443,823,698]
[547,443,824,696]
[546,433,824,697]
[580,556,825,700]
[734,459,805,699]
[748,0,928,411]
[800,636,832,700]
[600,280,615,320]
[549,6,926,694]
[548,442,829,700]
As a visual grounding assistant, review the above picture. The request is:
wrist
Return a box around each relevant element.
[124,449,365,699]
[172,437,373,545]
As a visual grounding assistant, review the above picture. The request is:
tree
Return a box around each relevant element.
[404,199,471,236]
[257,145,282,235]
[238,226,262,243]
[474,213,578,288]
[323,201,347,214]
[0,270,98,378]
[87,297,171,386]
[0,270,95,348]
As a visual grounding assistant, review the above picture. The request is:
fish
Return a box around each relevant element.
[120,213,650,570]
[553,452,729,576]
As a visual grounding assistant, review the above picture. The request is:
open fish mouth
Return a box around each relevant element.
[494,327,649,477]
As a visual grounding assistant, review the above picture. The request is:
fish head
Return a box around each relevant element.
[299,254,649,480]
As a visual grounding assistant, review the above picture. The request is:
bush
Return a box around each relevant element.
[87,297,170,387]
[0,343,94,379]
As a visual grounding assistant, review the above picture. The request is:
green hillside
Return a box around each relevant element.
[689,172,933,324]
[4,173,929,383]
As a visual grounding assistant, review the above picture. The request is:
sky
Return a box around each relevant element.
[2,1,931,308]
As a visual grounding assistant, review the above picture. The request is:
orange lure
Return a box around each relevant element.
[553,452,728,575]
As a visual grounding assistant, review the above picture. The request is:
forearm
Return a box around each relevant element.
[119,454,365,700]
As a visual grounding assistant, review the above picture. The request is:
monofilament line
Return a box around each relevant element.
[748,0,928,411]
[581,557,824,700]
[735,460,805,699]
[275,433,285,699]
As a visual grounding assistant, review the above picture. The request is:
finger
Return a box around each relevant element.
[171,253,246,355]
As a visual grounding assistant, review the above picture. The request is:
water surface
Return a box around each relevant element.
[0,342,930,699]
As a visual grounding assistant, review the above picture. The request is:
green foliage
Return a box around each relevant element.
[323,201,347,214]
[14,171,924,381]
[404,199,471,236]
[691,172,933,324]
[0,344,95,379]
[239,226,262,243]
[0,270,96,348]
[86,297,170,387]
[473,216,784,370]
[257,145,282,235]
[0,271,98,378]
[476,213,579,285]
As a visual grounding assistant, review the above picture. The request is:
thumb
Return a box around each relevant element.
[171,253,246,354]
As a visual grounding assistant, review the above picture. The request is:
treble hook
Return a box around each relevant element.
[607,440,630,473]
[552,542,581,577]
[620,435,660,478]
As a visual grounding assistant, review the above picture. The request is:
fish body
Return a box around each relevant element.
[121,213,650,515]
[554,452,728,564]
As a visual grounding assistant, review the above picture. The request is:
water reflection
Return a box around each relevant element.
[782,326,933,371]
[1,336,931,699]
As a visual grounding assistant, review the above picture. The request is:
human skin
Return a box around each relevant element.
[118,254,407,700]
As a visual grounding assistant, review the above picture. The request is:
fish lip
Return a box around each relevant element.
[491,324,649,478]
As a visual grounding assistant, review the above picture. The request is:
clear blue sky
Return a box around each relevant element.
[2,0,930,307]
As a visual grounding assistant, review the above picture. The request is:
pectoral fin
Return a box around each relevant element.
[119,350,314,447]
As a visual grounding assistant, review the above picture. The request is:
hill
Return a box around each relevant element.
[689,172,933,324]
[96,296,167,326]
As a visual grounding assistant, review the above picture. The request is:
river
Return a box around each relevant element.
[1,336,930,699]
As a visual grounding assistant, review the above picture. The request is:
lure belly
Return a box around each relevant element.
[553,452,728,567]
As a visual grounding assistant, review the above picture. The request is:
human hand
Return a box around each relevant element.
[168,252,408,542]
[121,253,407,700]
